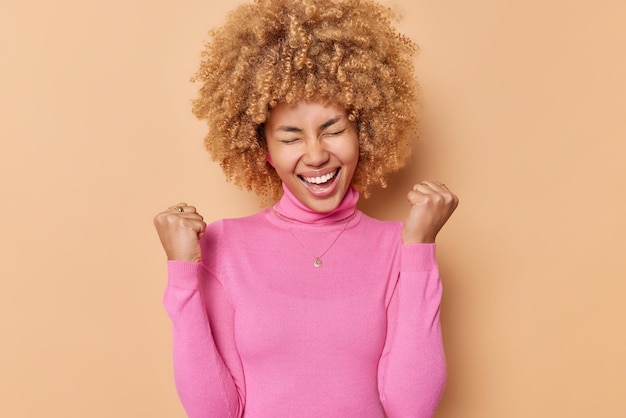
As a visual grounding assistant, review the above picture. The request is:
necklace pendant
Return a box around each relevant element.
[314,258,322,267]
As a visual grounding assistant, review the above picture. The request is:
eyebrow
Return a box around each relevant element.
[275,116,344,133]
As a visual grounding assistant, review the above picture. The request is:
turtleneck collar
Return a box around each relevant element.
[272,183,359,225]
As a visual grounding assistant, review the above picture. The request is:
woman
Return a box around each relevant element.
[154,0,458,417]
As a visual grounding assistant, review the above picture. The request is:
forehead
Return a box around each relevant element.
[266,101,347,127]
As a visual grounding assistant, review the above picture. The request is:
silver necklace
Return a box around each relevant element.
[273,209,356,267]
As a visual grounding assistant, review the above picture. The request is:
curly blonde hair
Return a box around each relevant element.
[191,0,419,199]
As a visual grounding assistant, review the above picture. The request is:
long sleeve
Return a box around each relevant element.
[162,201,447,417]
[378,243,446,418]
[163,222,245,418]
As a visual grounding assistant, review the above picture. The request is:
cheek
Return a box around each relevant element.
[267,148,298,175]
[341,139,360,168]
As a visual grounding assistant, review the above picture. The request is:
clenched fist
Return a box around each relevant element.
[402,181,459,244]
[153,203,207,262]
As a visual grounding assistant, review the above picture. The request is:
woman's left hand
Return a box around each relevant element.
[401,181,459,244]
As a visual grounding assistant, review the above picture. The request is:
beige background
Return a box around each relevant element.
[1,0,624,417]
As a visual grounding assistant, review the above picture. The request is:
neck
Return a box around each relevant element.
[273,183,359,225]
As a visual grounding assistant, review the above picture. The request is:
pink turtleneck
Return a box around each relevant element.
[163,186,446,418]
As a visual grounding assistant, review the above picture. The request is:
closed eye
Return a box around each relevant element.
[279,138,301,144]
[324,128,346,136]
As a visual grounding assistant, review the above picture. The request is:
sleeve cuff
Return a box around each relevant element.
[167,260,202,290]
[400,243,437,272]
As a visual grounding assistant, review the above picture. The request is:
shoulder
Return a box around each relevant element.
[357,211,402,232]
[221,208,272,237]
[198,209,271,270]
[354,211,403,244]
[201,209,271,245]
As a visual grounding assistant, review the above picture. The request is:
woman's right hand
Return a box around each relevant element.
[153,203,207,262]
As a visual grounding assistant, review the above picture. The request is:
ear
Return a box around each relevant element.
[266,152,274,167]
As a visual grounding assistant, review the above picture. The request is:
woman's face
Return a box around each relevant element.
[265,101,359,213]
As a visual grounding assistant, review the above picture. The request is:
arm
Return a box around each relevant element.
[379,180,458,417]
[156,206,244,417]
[164,260,244,418]
[378,244,446,418]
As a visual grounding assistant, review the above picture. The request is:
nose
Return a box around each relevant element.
[302,138,329,167]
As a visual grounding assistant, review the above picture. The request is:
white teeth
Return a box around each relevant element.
[302,170,338,184]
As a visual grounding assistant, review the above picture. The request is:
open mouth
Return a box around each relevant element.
[298,168,340,189]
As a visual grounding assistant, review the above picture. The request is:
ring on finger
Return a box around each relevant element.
[172,206,184,213]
